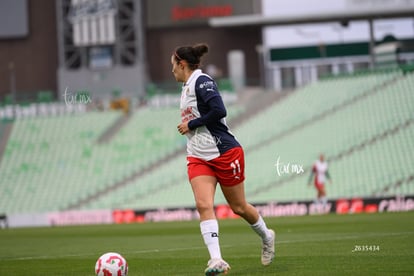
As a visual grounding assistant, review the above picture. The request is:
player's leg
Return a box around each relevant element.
[190,175,221,258]
[221,183,275,266]
[315,182,323,204]
[213,147,275,265]
[318,185,327,209]
[220,182,258,224]
[314,183,327,213]
[190,175,230,275]
[191,175,217,221]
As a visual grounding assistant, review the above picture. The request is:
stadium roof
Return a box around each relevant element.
[209,8,414,28]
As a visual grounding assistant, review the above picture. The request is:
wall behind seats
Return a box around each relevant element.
[0,0,57,102]
[146,26,261,85]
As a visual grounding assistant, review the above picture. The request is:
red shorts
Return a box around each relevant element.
[314,182,325,191]
[187,147,245,186]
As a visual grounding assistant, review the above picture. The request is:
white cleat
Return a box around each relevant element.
[261,229,275,266]
[204,258,231,276]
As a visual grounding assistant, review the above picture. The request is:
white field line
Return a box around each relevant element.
[2,231,413,261]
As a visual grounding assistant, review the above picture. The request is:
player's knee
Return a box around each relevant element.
[196,201,214,214]
[230,204,247,217]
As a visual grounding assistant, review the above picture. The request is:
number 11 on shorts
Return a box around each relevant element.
[231,159,241,178]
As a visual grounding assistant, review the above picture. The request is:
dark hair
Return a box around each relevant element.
[174,43,209,70]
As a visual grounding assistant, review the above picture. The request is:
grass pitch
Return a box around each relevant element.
[0,212,413,275]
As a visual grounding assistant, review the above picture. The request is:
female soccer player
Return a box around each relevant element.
[172,43,275,275]
[308,154,332,211]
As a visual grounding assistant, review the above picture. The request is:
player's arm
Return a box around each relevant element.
[188,77,226,130]
[188,97,226,130]
[308,166,315,185]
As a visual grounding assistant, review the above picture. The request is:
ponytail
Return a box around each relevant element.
[174,43,209,70]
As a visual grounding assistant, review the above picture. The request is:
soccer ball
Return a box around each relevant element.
[95,252,128,276]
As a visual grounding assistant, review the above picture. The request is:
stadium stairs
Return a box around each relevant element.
[95,112,132,144]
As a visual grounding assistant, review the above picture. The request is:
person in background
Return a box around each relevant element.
[308,154,332,211]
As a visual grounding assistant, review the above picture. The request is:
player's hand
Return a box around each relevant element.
[177,121,190,135]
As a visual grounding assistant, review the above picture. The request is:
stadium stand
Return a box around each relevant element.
[78,68,414,211]
[0,68,413,213]
[235,69,401,149]
[0,112,121,212]
[246,69,414,203]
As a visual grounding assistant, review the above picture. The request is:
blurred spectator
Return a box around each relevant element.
[308,154,332,210]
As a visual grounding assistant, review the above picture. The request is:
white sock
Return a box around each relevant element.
[200,219,222,259]
[250,215,272,242]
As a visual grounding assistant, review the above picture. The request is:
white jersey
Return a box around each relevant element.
[313,160,329,184]
[180,69,240,161]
